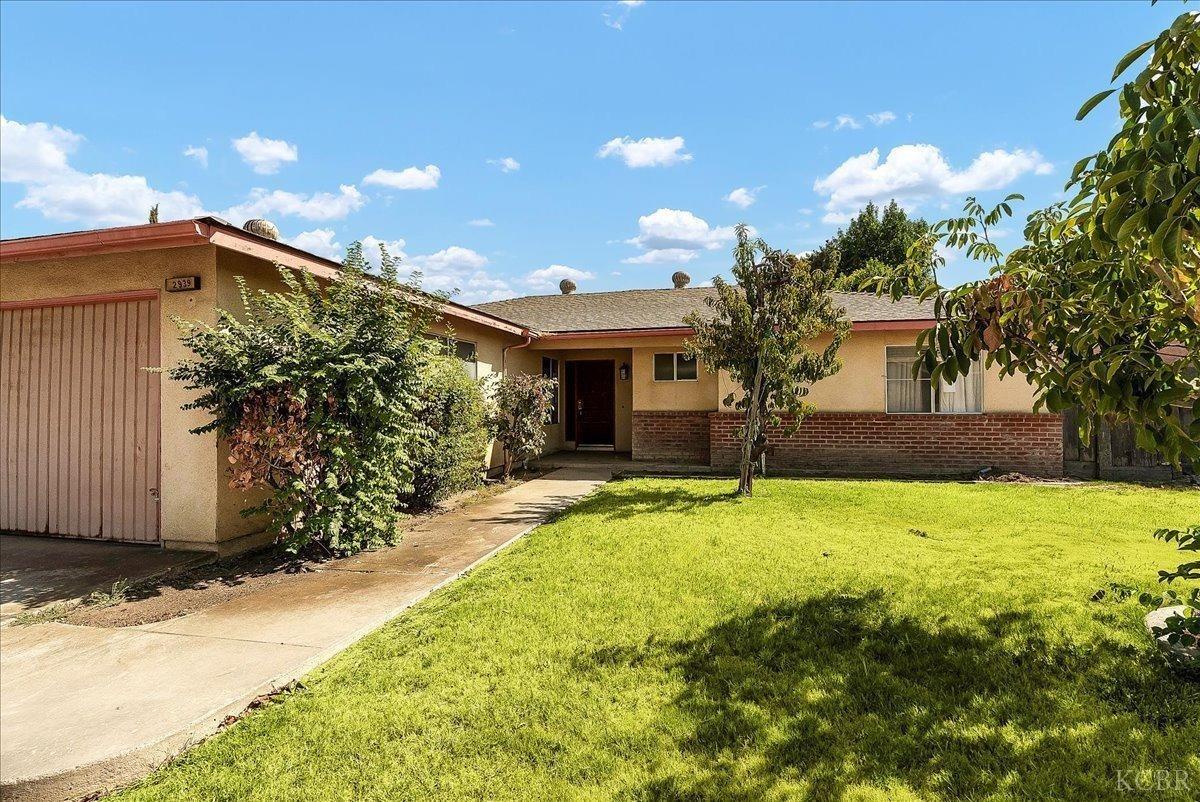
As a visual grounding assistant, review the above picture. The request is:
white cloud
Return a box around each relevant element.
[486,156,520,173]
[523,264,595,290]
[362,164,441,191]
[622,208,739,265]
[812,120,831,130]
[834,115,861,130]
[467,218,495,227]
[359,235,408,267]
[401,245,512,302]
[182,145,209,168]
[287,228,343,260]
[2,116,204,226]
[231,131,298,174]
[223,184,365,223]
[17,173,205,226]
[867,111,897,126]
[603,0,644,30]
[724,185,764,209]
[1,116,82,183]
[622,248,700,265]
[597,136,692,168]
[814,144,1052,215]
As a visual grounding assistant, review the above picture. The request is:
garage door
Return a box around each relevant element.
[1,291,161,542]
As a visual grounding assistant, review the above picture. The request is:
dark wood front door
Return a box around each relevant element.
[573,360,615,447]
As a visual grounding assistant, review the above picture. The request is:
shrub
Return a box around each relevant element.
[404,355,489,510]
[486,372,556,479]
[168,243,440,554]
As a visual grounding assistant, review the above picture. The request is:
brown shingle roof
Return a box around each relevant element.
[474,287,933,333]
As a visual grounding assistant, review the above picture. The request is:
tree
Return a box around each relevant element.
[687,225,849,496]
[404,355,490,510]
[812,200,937,291]
[486,372,557,479]
[168,243,441,554]
[892,11,1199,656]
[896,10,1198,465]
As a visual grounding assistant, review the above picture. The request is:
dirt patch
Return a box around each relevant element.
[61,472,544,629]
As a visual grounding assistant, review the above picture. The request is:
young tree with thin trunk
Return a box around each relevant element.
[686,225,849,496]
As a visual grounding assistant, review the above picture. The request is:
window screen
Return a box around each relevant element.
[654,353,676,381]
[676,353,698,381]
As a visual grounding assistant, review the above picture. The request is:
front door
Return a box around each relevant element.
[573,360,615,447]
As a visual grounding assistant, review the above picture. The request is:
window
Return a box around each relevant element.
[885,345,982,413]
[430,335,479,379]
[654,352,698,382]
[542,356,560,424]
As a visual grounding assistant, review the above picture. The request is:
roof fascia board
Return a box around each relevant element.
[535,320,935,340]
[0,220,209,263]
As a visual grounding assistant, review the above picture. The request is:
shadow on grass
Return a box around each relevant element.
[583,483,740,522]
[579,592,1196,801]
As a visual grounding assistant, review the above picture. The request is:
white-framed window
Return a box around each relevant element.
[431,335,479,379]
[653,352,698,382]
[541,356,559,424]
[885,345,982,413]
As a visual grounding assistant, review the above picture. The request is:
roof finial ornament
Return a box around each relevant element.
[559,279,577,295]
[672,271,691,289]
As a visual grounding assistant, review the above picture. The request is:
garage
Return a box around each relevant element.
[0,291,161,542]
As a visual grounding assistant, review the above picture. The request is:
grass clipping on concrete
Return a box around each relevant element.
[115,479,1200,801]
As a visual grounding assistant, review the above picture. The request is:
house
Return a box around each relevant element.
[0,218,1061,555]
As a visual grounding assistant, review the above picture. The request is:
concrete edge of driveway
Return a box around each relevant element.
[1,515,558,802]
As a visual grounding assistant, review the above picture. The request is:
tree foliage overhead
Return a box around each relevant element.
[812,200,937,294]
[894,10,1199,466]
[892,11,1199,656]
[687,225,849,496]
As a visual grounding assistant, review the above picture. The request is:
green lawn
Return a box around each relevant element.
[117,479,1199,801]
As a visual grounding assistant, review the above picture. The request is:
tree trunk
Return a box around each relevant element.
[738,362,765,496]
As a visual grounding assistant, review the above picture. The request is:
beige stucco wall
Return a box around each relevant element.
[1,245,223,551]
[716,328,1041,412]
[632,345,719,411]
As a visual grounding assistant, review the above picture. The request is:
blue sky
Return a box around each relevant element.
[0,1,1177,301]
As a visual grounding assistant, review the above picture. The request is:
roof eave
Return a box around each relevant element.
[0,218,529,337]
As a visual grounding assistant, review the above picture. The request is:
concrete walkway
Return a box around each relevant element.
[0,465,611,802]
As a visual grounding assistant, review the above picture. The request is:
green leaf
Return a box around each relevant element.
[1116,207,1147,245]
[1077,89,1116,121]
[1112,39,1154,81]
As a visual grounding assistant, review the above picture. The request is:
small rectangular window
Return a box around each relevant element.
[885,345,981,413]
[429,335,479,380]
[654,352,699,382]
[542,356,560,424]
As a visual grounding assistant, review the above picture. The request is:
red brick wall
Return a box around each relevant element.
[709,412,1063,477]
[632,411,711,464]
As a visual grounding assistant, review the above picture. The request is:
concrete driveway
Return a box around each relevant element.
[0,535,203,621]
[0,465,611,802]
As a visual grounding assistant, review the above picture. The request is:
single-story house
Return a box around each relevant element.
[0,217,1061,555]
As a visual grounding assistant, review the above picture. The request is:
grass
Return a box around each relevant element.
[114,478,1199,801]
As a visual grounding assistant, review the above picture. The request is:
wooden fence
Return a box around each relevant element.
[1062,407,1194,481]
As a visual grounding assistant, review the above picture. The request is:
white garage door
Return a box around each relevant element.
[1,291,161,542]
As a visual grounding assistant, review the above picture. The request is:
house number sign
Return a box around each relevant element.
[165,276,201,292]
